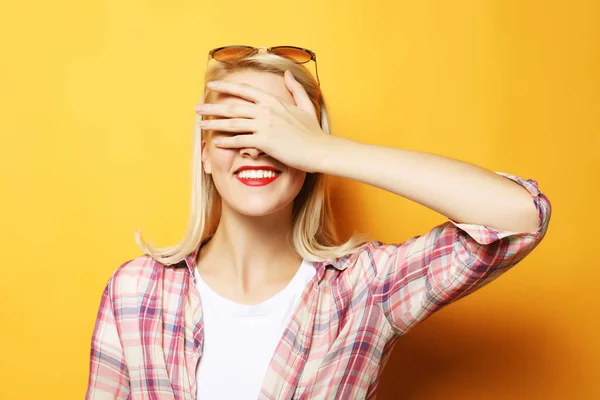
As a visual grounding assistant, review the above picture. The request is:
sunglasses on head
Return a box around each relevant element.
[206,45,320,86]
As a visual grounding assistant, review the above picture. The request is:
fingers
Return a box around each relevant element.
[200,118,255,133]
[284,70,317,119]
[206,81,277,106]
[195,103,258,119]
[213,133,259,149]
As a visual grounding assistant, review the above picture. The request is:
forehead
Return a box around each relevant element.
[211,70,296,107]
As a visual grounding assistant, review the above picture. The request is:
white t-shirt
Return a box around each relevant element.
[194,260,316,400]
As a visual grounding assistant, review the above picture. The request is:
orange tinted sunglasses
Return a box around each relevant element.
[207,45,320,86]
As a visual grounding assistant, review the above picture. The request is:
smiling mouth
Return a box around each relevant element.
[234,169,282,187]
[234,169,281,179]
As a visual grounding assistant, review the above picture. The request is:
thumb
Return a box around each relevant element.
[284,70,317,119]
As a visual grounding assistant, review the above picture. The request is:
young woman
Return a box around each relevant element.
[86,46,551,399]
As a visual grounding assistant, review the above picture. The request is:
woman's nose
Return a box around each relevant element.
[240,147,266,158]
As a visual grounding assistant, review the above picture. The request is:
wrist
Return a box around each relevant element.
[310,135,350,175]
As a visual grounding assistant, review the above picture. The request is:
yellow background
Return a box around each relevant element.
[1,0,598,398]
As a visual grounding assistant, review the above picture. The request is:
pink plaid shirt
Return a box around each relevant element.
[86,172,551,399]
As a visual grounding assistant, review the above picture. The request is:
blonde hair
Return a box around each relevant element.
[135,52,366,266]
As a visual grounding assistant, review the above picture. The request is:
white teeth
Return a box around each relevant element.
[236,170,279,179]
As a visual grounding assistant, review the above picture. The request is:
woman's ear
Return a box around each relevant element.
[201,139,212,174]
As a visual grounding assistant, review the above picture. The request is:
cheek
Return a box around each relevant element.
[208,150,237,202]
[209,148,236,175]
[288,169,307,192]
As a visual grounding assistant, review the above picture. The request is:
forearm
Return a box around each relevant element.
[316,136,540,233]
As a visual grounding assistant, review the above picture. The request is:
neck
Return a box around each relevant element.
[199,202,302,282]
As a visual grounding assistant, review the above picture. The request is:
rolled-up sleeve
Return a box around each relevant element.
[86,280,130,399]
[367,172,552,335]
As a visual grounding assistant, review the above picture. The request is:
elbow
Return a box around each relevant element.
[516,198,542,233]
[504,180,548,234]
[512,191,552,235]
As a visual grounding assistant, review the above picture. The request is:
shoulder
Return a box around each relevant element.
[323,240,392,282]
[340,240,398,269]
[104,253,185,300]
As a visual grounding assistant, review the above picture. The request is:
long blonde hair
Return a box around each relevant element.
[135,52,366,265]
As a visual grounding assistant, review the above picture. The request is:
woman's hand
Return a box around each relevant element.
[194,70,332,173]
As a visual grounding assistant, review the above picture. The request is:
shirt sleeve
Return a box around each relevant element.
[85,280,131,399]
[366,172,552,335]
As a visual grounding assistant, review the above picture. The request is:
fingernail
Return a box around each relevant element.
[207,81,218,88]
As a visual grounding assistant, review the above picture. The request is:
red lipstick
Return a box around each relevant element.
[234,165,281,187]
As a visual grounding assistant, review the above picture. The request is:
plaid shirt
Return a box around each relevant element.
[86,172,551,399]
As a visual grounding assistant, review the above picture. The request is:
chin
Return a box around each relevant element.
[229,198,292,217]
